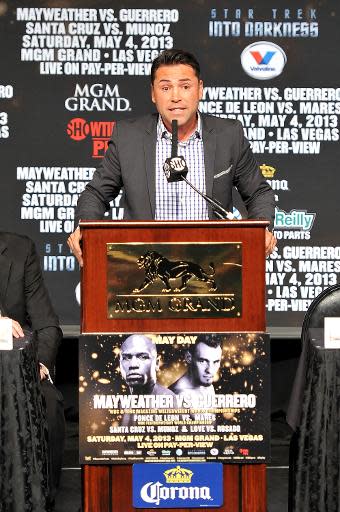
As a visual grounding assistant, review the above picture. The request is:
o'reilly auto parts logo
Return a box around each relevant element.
[241,41,286,80]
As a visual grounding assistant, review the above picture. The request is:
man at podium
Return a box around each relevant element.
[68,49,276,262]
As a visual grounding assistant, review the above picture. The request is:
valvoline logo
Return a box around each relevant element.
[250,50,276,65]
[241,42,286,80]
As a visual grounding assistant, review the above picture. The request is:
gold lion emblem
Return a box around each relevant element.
[133,251,217,293]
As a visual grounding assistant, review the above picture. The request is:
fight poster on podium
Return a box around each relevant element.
[79,332,270,464]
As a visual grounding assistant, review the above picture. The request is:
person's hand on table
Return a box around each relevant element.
[2,317,25,338]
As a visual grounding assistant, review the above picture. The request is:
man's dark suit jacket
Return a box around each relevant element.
[0,232,62,369]
[75,113,275,226]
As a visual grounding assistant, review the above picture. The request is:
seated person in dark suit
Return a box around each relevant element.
[0,231,65,509]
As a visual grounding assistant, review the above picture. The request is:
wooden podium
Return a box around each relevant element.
[80,219,268,512]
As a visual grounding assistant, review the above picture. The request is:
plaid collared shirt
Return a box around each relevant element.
[154,115,209,220]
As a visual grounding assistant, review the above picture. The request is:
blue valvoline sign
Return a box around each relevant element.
[133,463,223,508]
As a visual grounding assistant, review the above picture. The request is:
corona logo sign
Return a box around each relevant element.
[133,462,222,507]
[164,466,193,484]
[260,164,276,178]
[140,481,212,506]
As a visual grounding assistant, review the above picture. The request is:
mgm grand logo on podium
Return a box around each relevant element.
[107,243,242,319]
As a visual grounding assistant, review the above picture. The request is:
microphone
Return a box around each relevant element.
[171,118,178,158]
[162,120,234,220]
[163,120,188,182]
[180,176,234,220]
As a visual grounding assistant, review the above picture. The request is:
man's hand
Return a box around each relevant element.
[39,363,53,382]
[265,229,277,256]
[67,226,83,266]
[3,317,25,338]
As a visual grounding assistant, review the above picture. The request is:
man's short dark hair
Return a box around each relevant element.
[151,49,201,84]
[189,336,222,356]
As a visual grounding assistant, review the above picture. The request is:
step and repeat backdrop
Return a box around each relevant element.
[0,0,339,329]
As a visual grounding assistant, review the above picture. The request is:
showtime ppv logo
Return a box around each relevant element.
[67,117,115,158]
